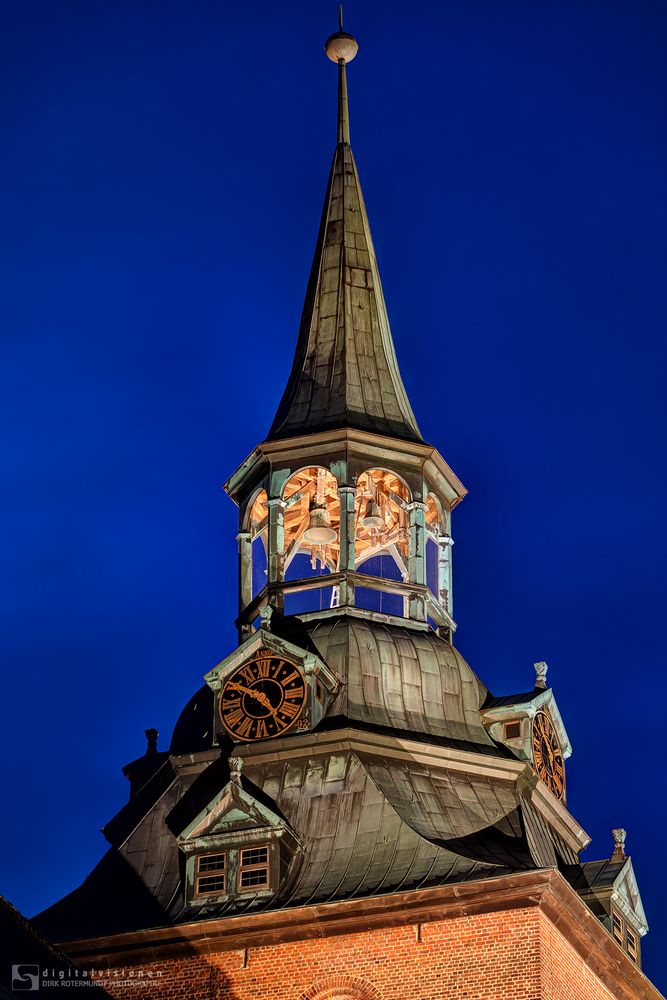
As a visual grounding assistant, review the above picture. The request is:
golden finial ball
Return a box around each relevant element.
[324,31,359,64]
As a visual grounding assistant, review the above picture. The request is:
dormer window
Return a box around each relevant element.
[191,841,276,900]
[627,928,638,964]
[611,908,640,965]
[612,911,623,943]
[504,721,521,739]
[178,756,302,908]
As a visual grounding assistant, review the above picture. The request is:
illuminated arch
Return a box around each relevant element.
[282,466,340,575]
[354,468,410,568]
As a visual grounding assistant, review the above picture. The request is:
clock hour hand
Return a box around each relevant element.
[227,681,280,719]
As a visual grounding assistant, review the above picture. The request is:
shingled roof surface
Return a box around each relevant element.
[36,744,556,941]
[35,614,583,944]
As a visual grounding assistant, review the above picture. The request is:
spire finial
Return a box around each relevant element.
[324,12,358,146]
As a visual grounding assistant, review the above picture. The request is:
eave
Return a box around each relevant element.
[224,427,467,509]
[56,869,664,1000]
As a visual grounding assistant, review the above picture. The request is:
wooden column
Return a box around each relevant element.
[407,500,427,621]
[337,485,356,607]
[266,497,285,613]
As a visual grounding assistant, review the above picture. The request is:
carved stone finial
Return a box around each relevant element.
[612,827,627,861]
[145,728,159,755]
[259,604,274,631]
[534,661,548,690]
[229,756,243,783]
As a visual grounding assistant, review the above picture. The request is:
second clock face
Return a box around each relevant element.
[531,710,565,800]
[219,651,306,742]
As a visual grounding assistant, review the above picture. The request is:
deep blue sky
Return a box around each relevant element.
[2,0,666,986]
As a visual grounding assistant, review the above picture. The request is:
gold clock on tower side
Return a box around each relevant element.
[531,709,566,801]
[219,650,307,742]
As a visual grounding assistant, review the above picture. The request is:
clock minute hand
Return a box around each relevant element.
[228,681,280,719]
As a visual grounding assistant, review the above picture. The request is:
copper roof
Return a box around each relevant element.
[267,61,422,443]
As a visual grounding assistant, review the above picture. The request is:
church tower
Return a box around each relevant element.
[35,18,660,1000]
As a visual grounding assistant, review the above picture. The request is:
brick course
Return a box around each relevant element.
[82,905,628,1000]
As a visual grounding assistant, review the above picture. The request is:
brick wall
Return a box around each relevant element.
[539,910,615,1000]
[86,906,546,999]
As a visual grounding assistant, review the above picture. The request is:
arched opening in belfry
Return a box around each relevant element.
[425,492,442,599]
[246,488,268,599]
[282,466,340,614]
[355,468,409,618]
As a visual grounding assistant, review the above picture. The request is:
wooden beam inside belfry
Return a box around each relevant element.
[283,513,311,572]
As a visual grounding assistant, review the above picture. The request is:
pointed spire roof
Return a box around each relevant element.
[267,19,422,444]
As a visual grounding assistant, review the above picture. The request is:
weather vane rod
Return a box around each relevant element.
[324,6,359,146]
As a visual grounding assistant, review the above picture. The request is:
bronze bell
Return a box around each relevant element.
[303,500,337,545]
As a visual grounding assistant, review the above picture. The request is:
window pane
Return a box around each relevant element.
[240,868,268,888]
[612,913,623,942]
[198,853,226,873]
[241,846,268,866]
[197,874,225,893]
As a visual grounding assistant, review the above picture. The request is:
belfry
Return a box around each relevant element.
[34,17,660,1000]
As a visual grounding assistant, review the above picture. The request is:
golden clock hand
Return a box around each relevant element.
[228,681,280,719]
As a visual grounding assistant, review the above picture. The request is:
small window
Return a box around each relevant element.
[196,852,226,895]
[238,845,270,891]
[505,721,521,740]
[316,679,325,703]
[612,911,623,943]
[626,928,638,963]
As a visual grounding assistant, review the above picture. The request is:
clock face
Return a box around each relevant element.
[219,651,307,742]
[531,710,565,800]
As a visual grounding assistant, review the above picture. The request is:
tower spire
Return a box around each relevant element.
[267,15,422,444]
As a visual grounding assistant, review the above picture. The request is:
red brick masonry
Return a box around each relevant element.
[61,870,663,1000]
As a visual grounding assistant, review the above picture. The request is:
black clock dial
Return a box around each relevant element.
[531,710,565,800]
[219,651,306,741]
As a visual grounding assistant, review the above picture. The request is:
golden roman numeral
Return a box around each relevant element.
[280,700,301,719]
[224,707,244,728]
[255,719,268,739]
[284,686,305,700]
[239,665,255,684]
[236,716,253,738]
[282,669,300,685]
[256,658,271,678]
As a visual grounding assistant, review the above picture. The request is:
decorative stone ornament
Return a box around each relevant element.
[534,661,549,689]
[612,827,628,860]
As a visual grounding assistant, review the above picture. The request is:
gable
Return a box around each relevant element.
[613,860,649,936]
[177,765,290,846]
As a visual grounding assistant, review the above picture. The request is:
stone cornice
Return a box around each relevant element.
[58,870,664,999]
